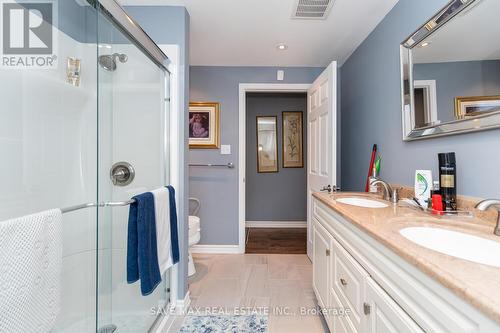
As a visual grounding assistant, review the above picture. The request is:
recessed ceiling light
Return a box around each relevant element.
[420,41,431,47]
[276,43,288,51]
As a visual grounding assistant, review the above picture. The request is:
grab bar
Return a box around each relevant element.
[189,163,234,169]
[61,199,135,214]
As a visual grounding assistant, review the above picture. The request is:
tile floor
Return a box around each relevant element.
[168,254,328,333]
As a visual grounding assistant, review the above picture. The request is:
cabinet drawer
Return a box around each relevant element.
[333,238,369,332]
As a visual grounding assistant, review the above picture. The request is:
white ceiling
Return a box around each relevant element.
[118,0,399,67]
[413,0,500,64]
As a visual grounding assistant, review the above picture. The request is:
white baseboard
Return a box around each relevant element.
[191,244,241,254]
[245,220,307,228]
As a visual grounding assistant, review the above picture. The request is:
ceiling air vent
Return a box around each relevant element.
[291,0,334,20]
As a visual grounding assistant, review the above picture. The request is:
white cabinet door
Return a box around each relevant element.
[313,220,332,310]
[365,278,424,333]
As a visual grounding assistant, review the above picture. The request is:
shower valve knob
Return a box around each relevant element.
[110,162,135,186]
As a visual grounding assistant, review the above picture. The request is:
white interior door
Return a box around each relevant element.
[307,61,337,259]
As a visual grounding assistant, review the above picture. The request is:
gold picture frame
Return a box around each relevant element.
[189,102,220,149]
[256,116,278,173]
[282,111,304,168]
[454,95,500,120]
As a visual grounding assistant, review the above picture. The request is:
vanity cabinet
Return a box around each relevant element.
[315,218,419,333]
[312,197,499,333]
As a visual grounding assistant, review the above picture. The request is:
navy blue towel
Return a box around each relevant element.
[166,186,180,264]
[127,192,162,296]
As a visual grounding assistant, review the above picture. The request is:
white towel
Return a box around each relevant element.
[0,209,62,333]
[151,188,173,276]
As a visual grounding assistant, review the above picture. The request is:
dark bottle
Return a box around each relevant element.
[438,152,457,211]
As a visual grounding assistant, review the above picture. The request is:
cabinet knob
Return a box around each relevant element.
[363,302,371,315]
[325,249,330,256]
[340,278,348,286]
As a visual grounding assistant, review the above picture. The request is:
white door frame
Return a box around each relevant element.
[414,80,438,124]
[238,83,311,253]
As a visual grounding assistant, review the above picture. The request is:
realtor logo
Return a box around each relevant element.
[1,0,58,68]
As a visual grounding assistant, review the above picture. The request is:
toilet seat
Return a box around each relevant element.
[188,198,202,277]
[189,216,200,237]
[188,215,201,247]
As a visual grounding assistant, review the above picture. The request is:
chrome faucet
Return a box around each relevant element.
[370,179,394,202]
[475,199,500,236]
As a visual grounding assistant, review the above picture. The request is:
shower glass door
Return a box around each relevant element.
[96,6,170,333]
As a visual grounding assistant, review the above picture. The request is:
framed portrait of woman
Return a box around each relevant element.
[189,102,220,149]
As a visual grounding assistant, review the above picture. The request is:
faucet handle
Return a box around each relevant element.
[475,199,500,236]
[392,188,400,204]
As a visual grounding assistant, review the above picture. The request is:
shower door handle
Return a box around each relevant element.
[110,162,135,186]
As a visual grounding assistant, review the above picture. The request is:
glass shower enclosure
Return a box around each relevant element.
[0,0,171,332]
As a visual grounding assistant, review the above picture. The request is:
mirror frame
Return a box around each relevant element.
[400,0,500,141]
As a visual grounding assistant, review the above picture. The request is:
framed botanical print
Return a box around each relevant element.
[189,102,220,149]
[454,96,500,119]
[282,111,303,168]
[256,116,278,173]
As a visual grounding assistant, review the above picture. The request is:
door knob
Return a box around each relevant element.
[320,185,332,193]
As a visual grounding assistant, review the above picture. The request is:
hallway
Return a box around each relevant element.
[245,228,307,254]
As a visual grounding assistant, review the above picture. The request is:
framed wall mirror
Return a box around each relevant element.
[256,116,278,173]
[400,0,500,140]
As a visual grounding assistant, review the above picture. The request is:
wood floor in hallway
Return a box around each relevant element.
[245,228,307,254]
[168,254,328,333]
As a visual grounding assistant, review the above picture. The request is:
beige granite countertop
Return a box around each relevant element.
[313,191,500,324]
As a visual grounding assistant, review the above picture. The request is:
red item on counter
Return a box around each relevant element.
[365,144,377,192]
[432,194,444,215]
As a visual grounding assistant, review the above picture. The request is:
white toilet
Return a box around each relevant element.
[188,198,201,277]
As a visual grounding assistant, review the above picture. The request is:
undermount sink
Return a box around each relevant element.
[400,227,500,267]
[336,197,389,208]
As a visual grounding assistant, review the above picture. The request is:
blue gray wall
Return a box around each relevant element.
[126,5,190,300]
[245,93,307,221]
[414,60,500,122]
[340,0,500,198]
[190,66,323,245]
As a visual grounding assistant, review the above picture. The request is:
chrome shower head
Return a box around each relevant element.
[98,53,128,71]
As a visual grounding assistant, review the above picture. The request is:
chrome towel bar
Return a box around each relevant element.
[189,163,234,169]
[61,199,135,214]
